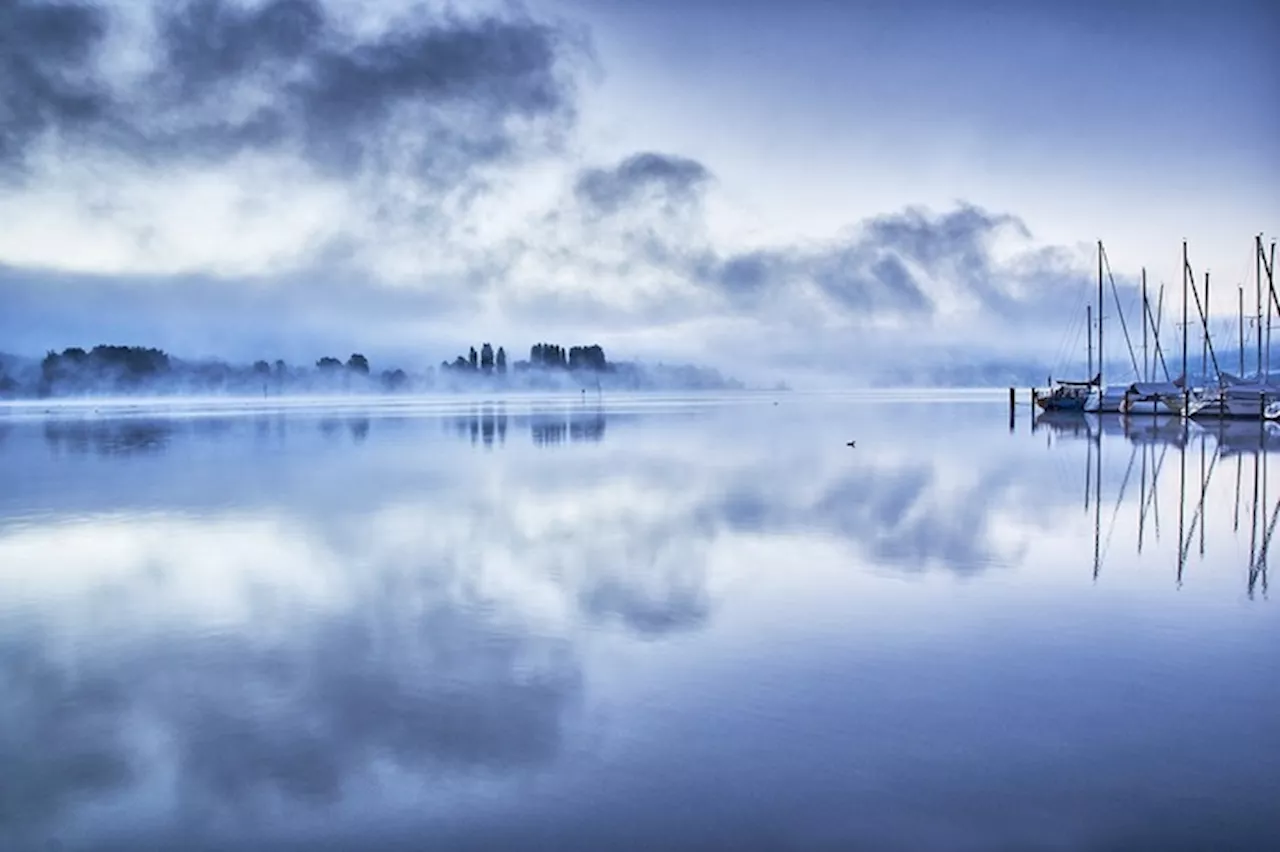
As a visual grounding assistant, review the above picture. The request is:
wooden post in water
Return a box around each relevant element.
[1009,387,1016,431]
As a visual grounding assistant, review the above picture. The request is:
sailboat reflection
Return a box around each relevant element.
[1057,414,1273,596]
[1034,411,1191,449]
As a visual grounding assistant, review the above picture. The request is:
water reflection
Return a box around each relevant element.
[442,404,608,448]
[318,416,371,443]
[0,396,1276,850]
[445,403,509,447]
[1039,410,1277,595]
[43,418,174,456]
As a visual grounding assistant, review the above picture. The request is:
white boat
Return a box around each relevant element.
[1084,384,1130,413]
[1122,380,1184,415]
[1185,373,1280,420]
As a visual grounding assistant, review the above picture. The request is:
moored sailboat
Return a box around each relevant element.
[1184,235,1279,419]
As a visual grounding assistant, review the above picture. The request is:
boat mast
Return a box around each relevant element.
[1087,304,1094,380]
[1182,240,1189,396]
[1102,244,1141,379]
[1187,266,1223,379]
[1257,233,1264,377]
[1142,270,1149,383]
[1097,239,1104,387]
[1239,284,1246,377]
[1269,239,1277,381]
[1154,283,1171,381]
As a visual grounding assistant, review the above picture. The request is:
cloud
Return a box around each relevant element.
[574,151,712,216]
[0,0,110,168]
[703,203,1079,321]
[0,0,578,182]
[0,3,1127,383]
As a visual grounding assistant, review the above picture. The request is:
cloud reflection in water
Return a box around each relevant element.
[0,396,1276,850]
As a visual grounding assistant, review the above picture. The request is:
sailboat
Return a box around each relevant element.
[1036,371,1099,412]
[1120,269,1183,415]
[1184,236,1279,419]
[1084,241,1143,413]
[1037,244,1104,412]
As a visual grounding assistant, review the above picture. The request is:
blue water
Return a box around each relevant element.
[1,392,1276,851]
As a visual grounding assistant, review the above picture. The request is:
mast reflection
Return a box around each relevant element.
[1038,412,1273,596]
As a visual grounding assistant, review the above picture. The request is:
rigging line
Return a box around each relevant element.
[1263,240,1279,327]
[1178,444,1220,566]
[1051,309,1076,376]
[1151,442,1165,539]
[1144,283,1172,381]
[1101,441,1139,566]
[1052,297,1088,378]
[1184,255,1224,381]
[1235,451,1243,533]
[1101,244,1141,379]
[1254,486,1280,575]
[1140,442,1168,534]
[1153,284,1171,381]
[1048,267,1090,375]
[1062,309,1089,379]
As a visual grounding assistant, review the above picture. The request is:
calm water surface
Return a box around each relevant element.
[1,392,1277,851]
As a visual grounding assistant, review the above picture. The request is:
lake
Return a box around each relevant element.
[1,392,1277,851]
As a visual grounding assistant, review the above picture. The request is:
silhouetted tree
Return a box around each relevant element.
[39,345,171,394]
[253,360,271,375]
[347,353,370,375]
[480,342,494,373]
[496,346,507,374]
[316,356,342,371]
[468,346,478,370]
[381,368,408,390]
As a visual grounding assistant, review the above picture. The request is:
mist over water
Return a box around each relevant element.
[1,392,1277,851]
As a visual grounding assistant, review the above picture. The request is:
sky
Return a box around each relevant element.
[1,0,1277,384]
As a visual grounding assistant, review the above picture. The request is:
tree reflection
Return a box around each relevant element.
[43,418,173,456]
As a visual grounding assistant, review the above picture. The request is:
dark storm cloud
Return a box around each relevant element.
[0,0,578,180]
[574,151,712,215]
[0,0,110,165]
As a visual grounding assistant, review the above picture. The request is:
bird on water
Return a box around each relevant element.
[846,440,856,448]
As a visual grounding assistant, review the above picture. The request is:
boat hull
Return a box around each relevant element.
[1122,395,1181,416]
[1187,389,1280,420]
[1082,385,1131,414]
[1036,396,1086,412]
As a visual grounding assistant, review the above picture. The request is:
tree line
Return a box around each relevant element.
[441,342,610,374]
[0,338,704,400]
[18,346,411,396]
